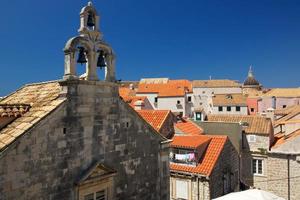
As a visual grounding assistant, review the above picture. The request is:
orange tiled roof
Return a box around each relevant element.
[171,135,210,149]
[275,106,300,126]
[122,96,147,108]
[207,114,272,135]
[136,110,171,132]
[212,94,247,106]
[175,119,203,135]
[274,105,300,116]
[192,80,241,88]
[0,104,31,117]
[119,87,135,98]
[170,135,228,176]
[0,81,65,152]
[137,79,192,97]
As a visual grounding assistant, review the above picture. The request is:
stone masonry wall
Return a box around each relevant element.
[209,139,239,199]
[0,80,169,200]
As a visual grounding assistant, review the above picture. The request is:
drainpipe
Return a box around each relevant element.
[287,154,290,200]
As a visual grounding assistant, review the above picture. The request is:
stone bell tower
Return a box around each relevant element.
[63,1,115,82]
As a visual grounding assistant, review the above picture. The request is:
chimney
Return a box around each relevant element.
[134,100,145,110]
[266,107,275,122]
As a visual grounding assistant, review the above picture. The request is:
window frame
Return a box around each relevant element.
[236,106,241,112]
[252,158,263,175]
[218,106,223,112]
[227,106,231,112]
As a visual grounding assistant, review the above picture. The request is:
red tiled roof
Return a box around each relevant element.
[171,135,210,149]
[122,96,147,108]
[136,110,171,132]
[170,135,228,176]
[175,119,203,135]
[137,80,192,97]
[119,87,135,98]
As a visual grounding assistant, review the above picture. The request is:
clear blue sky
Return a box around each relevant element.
[1,0,300,96]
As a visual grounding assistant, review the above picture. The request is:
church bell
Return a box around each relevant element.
[87,14,95,27]
[77,47,87,64]
[97,50,107,68]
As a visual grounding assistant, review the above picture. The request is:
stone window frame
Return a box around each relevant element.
[236,106,241,112]
[226,106,231,112]
[252,158,264,176]
[218,106,223,112]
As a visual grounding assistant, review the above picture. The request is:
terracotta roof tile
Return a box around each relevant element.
[175,119,203,135]
[136,110,171,132]
[121,96,147,108]
[170,135,228,176]
[275,106,300,126]
[0,81,66,152]
[119,87,135,98]
[212,94,247,106]
[192,80,241,88]
[171,135,210,149]
[272,129,300,148]
[137,79,192,97]
[207,114,272,135]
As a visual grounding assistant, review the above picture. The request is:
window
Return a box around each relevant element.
[247,135,256,142]
[195,112,202,121]
[187,96,192,102]
[283,105,287,108]
[154,97,158,103]
[177,100,181,105]
[250,108,255,112]
[227,106,231,111]
[252,159,263,175]
[84,190,106,200]
[218,106,223,112]
[236,106,240,112]
[176,180,188,199]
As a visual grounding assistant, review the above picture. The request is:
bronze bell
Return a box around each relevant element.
[97,50,107,68]
[87,13,95,27]
[77,47,87,64]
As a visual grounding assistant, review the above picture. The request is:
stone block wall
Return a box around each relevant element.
[0,80,170,200]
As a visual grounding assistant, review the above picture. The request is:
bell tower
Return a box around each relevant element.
[63,1,116,82]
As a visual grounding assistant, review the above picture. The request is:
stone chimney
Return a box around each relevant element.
[134,100,145,110]
[266,107,275,122]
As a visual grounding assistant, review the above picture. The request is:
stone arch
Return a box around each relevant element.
[79,2,100,33]
[96,41,116,82]
[63,36,96,80]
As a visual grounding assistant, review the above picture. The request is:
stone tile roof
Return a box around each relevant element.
[0,81,65,152]
[137,80,192,97]
[170,135,228,176]
[272,129,300,153]
[175,119,203,135]
[192,79,241,88]
[275,106,300,126]
[263,88,300,97]
[207,114,272,135]
[212,94,247,106]
[136,110,171,132]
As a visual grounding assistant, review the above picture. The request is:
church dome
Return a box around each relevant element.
[243,66,260,86]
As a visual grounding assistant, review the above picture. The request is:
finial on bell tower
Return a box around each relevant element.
[62,2,116,82]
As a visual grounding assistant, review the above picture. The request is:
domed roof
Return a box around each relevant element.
[244,66,260,86]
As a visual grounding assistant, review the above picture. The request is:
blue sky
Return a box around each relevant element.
[1,0,300,96]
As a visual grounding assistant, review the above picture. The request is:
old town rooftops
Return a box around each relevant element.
[0,81,65,152]
[136,110,172,132]
[207,114,272,135]
[262,88,300,97]
[170,135,228,176]
[192,79,241,88]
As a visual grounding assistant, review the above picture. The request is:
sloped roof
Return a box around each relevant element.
[171,135,210,149]
[175,119,203,135]
[121,96,147,108]
[0,81,65,152]
[119,87,135,98]
[207,115,272,135]
[136,110,171,132]
[275,106,300,126]
[170,135,228,176]
[212,94,247,106]
[271,129,300,153]
[192,80,241,88]
[137,79,192,97]
[263,88,300,97]
[274,105,299,116]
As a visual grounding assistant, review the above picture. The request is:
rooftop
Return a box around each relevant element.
[207,114,272,135]
[192,79,241,88]
[136,110,172,132]
[272,128,300,154]
[212,94,247,106]
[263,88,300,97]
[175,119,203,135]
[0,81,65,152]
[170,135,228,176]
